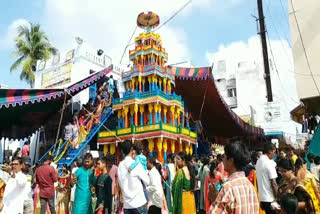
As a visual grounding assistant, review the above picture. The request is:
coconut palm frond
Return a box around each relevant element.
[10,56,25,72]
[10,22,56,88]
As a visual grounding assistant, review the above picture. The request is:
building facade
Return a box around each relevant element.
[212,55,302,147]
[289,0,320,113]
[0,84,8,89]
[34,39,124,108]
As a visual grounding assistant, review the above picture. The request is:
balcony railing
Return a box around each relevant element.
[129,44,167,56]
[122,63,173,79]
[113,89,184,106]
[98,122,197,139]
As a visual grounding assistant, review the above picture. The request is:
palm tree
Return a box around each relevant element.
[10,22,57,88]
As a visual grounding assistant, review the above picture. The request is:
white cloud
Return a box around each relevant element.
[210,0,245,13]
[0,19,29,50]
[206,36,267,75]
[40,0,217,65]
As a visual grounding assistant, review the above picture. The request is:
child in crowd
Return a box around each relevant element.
[279,193,298,214]
[128,143,147,172]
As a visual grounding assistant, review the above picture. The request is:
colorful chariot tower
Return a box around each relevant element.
[98,12,197,163]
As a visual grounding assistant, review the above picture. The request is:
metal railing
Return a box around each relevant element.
[113,89,184,106]
[38,98,109,163]
[98,122,197,139]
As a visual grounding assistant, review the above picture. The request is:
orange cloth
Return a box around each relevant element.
[248,170,266,214]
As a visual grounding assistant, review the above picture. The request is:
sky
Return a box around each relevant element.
[0,0,292,89]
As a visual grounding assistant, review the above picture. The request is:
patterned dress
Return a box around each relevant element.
[278,177,315,214]
[172,167,196,214]
[204,171,222,213]
[56,176,71,214]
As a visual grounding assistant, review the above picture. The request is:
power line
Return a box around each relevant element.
[277,0,292,47]
[264,0,292,64]
[294,72,320,77]
[279,0,291,29]
[266,32,300,108]
[263,1,320,78]
[289,0,320,96]
[119,25,138,65]
[263,3,298,107]
[265,0,291,48]
[253,0,301,109]
[263,0,320,80]
[154,0,192,32]
[266,32,297,106]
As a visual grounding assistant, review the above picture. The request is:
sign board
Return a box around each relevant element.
[37,49,75,71]
[41,62,72,88]
[263,103,281,122]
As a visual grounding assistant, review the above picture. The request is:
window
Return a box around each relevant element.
[227,88,237,97]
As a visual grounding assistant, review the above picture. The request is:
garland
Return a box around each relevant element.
[53,93,113,165]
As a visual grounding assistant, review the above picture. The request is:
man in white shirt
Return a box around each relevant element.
[64,122,74,141]
[118,140,149,214]
[146,156,163,214]
[256,143,278,214]
[2,157,28,214]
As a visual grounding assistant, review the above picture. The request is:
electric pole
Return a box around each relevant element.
[257,0,273,102]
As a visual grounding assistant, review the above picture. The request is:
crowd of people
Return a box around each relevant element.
[1,138,320,214]
[63,75,115,149]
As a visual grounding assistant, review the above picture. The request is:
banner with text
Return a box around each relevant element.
[41,62,72,88]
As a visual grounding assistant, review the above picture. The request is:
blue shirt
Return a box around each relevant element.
[108,79,114,93]
[129,154,147,171]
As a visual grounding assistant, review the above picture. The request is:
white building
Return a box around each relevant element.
[212,49,302,146]
[0,84,8,89]
[34,38,125,108]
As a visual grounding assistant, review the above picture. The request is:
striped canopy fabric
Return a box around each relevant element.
[173,66,263,139]
[168,66,212,80]
[0,67,111,138]
[0,67,111,109]
[0,89,64,109]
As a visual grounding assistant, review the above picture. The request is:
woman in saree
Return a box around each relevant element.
[277,158,315,214]
[56,164,71,214]
[295,157,320,213]
[204,160,223,213]
[172,152,196,214]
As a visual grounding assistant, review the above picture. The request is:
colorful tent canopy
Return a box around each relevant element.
[0,67,111,138]
[168,66,212,80]
[171,66,264,139]
[0,67,110,109]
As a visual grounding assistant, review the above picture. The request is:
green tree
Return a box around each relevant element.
[10,22,57,88]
